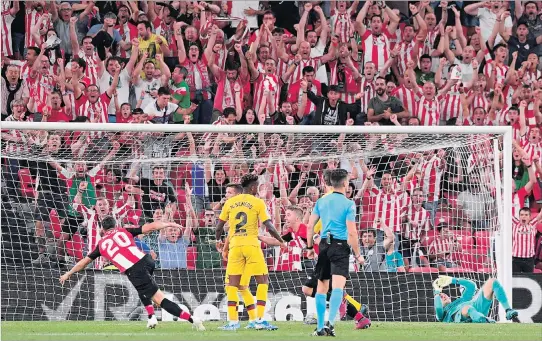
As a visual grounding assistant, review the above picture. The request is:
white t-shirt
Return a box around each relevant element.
[135,77,163,110]
[477,8,513,46]
[311,40,328,85]
[98,69,131,116]
[452,57,474,84]
[143,100,179,124]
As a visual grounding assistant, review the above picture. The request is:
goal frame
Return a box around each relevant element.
[1,122,513,322]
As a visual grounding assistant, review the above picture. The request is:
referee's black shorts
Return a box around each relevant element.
[315,239,350,281]
[125,254,159,301]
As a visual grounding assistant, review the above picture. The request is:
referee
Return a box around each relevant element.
[306,169,363,337]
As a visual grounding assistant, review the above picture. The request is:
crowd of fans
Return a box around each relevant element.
[1,0,542,275]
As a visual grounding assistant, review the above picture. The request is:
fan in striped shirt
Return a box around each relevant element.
[428,223,461,272]
[512,207,542,273]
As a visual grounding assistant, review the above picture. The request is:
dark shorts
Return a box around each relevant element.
[314,239,351,281]
[125,254,159,300]
[303,265,334,298]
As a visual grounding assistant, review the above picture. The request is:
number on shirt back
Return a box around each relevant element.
[234,212,248,234]
[101,231,131,257]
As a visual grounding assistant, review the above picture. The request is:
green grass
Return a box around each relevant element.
[2,321,541,341]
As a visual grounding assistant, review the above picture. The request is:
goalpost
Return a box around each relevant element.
[0,122,512,323]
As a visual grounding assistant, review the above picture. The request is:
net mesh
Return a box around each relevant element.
[1,127,505,322]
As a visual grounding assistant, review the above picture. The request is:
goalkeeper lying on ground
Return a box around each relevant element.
[433,275,519,323]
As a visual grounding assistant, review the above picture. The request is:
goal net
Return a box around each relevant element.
[0,123,512,323]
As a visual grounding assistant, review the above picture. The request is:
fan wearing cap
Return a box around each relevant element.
[300,80,361,126]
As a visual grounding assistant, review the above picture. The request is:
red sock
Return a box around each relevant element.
[145,305,155,318]
[355,312,364,321]
[180,310,193,323]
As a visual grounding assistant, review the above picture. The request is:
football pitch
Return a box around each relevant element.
[2,321,541,341]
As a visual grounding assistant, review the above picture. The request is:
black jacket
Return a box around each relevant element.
[306,90,361,125]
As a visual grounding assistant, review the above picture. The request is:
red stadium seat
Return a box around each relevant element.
[186,246,197,270]
[533,268,542,274]
[409,267,438,273]
[66,233,84,260]
[445,267,471,273]
[49,210,62,239]
[18,168,37,198]
[478,267,495,273]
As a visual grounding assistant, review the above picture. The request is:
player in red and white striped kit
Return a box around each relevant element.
[60,217,205,330]
[512,208,542,273]
[1,0,20,57]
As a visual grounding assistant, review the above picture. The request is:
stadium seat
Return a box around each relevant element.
[186,246,197,270]
[533,268,542,274]
[422,229,438,247]
[49,210,62,239]
[409,267,438,273]
[66,233,84,260]
[445,267,471,273]
[18,168,37,198]
[478,267,495,273]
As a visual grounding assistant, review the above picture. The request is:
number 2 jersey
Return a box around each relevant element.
[87,227,146,272]
[219,194,271,248]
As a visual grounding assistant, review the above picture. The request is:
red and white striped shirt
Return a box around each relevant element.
[25,8,47,48]
[1,1,15,57]
[328,59,362,103]
[2,115,32,154]
[75,93,111,123]
[524,69,541,86]
[253,72,282,114]
[331,9,354,43]
[428,236,454,260]
[74,201,133,269]
[360,29,394,74]
[93,227,146,272]
[288,57,322,85]
[403,205,430,240]
[78,51,100,86]
[359,77,376,113]
[469,90,490,112]
[25,72,53,110]
[483,62,509,86]
[273,224,307,271]
[414,90,441,125]
[521,141,541,162]
[420,155,444,202]
[513,187,528,219]
[396,40,419,76]
[512,216,538,258]
[115,22,137,58]
[391,85,416,116]
[370,189,404,233]
[502,85,515,108]
[421,27,439,56]
[439,85,462,122]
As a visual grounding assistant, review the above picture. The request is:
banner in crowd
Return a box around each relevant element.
[1,269,541,323]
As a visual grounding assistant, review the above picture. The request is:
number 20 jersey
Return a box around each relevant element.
[90,227,146,272]
[219,194,271,248]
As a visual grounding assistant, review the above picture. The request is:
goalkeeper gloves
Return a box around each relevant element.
[433,275,454,293]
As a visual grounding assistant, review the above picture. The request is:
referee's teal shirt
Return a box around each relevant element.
[313,192,356,241]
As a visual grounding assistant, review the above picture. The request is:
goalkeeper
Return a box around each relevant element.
[432,275,519,323]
